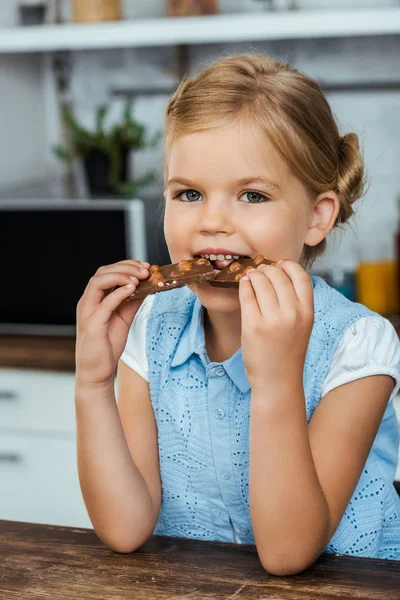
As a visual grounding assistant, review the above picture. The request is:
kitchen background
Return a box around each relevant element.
[0,0,400,529]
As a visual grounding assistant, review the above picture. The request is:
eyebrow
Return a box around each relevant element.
[166,176,281,192]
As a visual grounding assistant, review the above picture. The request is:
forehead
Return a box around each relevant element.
[167,121,290,185]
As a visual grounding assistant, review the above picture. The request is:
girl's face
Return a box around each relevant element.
[164,121,314,313]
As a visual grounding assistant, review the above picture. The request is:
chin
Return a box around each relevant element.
[188,281,241,312]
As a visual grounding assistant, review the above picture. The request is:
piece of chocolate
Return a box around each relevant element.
[209,255,275,288]
[127,258,215,300]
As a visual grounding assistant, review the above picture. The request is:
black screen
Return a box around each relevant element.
[0,208,127,328]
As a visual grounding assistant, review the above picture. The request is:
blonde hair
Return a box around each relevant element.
[165,53,365,268]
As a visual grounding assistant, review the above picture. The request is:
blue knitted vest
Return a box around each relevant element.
[146,276,400,559]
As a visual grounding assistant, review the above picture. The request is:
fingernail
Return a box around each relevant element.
[130,276,139,283]
[140,267,148,273]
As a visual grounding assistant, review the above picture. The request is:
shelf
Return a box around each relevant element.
[1,8,400,54]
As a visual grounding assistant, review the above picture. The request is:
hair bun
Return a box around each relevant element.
[336,132,365,223]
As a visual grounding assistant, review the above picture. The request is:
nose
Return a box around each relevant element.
[197,197,234,235]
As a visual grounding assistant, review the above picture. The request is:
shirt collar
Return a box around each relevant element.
[171,296,250,394]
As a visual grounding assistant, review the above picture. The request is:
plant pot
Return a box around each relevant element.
[167,0,218,17]
[72,0,122,23]
[18,2,48,25]
[83,148,129,197]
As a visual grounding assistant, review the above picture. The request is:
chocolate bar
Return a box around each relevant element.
[126,255,275,300]
[128,258,215,300]
[209,255,275,288]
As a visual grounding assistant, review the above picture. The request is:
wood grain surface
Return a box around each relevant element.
[0,335,75,371]
[0,520,399,600]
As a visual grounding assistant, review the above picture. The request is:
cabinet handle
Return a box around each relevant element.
[0,453,22,464]
[0,391,19,401]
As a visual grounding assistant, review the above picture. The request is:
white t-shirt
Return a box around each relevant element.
[120,294,400,402]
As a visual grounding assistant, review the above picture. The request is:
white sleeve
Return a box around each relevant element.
[322,315,400,401]
[119,294,154,381]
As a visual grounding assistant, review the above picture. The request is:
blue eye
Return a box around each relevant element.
[174,189,269,203]
[242,191,268,203]
[177,189,202,202]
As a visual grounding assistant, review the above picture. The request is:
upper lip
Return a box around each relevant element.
[194,248,250,257]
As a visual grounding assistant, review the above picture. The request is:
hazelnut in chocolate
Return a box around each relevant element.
[128,257,215,300]
[209,255,275,288]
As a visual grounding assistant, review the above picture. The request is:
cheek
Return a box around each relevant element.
[250,217,304,259]
[163,204,193,258]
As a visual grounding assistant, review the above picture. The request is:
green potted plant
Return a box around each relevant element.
[54,100,161,197]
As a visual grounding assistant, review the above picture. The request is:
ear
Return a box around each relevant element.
[305,191,340,247]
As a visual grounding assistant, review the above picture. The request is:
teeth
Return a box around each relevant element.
[199,253,239,261]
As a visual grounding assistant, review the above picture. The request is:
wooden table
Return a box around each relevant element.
[0,521,399,599]
[0,335,75,371]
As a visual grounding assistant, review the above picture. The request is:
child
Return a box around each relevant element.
[75,54,400,575]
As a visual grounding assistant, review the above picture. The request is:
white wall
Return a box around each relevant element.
[0,53,48,189]
[0,0,19,26]
[69,32,400,270]
[25,0,400,23]
[123,0,400,18]
[0,0,399,269]
[0,1,47,188]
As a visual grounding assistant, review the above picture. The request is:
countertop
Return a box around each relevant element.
[0,335,75,371]
[1,318,399,373]
[0,520,399,600]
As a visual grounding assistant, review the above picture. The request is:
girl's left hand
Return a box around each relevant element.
[238,260,314,391]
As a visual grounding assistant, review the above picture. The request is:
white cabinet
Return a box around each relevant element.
[0,432,91,527]
[0,369,77,433]
[0,368,92,528]
[0,367,398,529]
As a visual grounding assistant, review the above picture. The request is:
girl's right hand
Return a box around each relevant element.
[75,259,150,389]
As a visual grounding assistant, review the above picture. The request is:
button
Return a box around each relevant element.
[220,470,231,480]
[215,366,225,377]
[215,408,225,419]
[239,526,250,536]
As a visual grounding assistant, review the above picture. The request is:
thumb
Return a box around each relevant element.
[117,295,146,329]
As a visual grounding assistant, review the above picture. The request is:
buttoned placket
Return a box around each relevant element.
[205,362,241,541]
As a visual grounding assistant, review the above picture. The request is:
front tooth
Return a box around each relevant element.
[209,254,217,261]
[217,254,225,261]
[225,255,232,259]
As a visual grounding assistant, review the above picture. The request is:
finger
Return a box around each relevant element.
[276,260,314,311]
[96,261,150,276]
[256,264,298,310]
[245,267,279,316]
[90,283,140,329]
[79,271,147,320]
[238,273,262,321]
[115,294,146,329]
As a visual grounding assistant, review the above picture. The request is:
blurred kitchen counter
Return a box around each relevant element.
[0,335,75,371]
[1,318,400,372]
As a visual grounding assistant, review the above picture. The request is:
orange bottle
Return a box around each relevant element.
[395,195,400,315]
[356,239,398,317]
